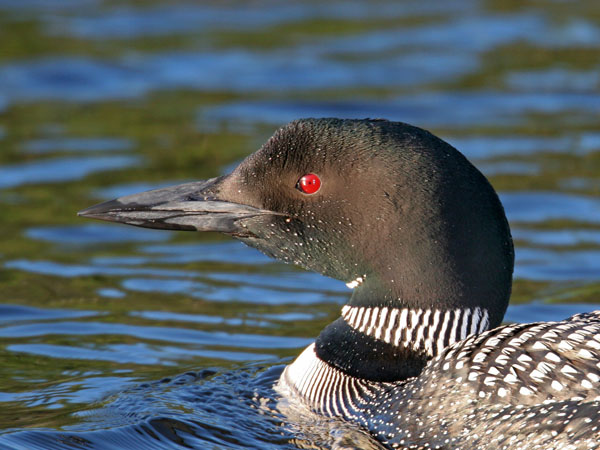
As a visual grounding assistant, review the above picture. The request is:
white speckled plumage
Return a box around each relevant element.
[281,311,600,449]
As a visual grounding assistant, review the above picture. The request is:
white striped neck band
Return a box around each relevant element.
[340,305,490,357]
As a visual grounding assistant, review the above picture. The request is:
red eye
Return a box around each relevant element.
[297,173,321,194]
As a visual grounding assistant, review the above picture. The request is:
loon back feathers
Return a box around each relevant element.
[423,310,600,407]
[375,310,600,449]
[284,311,600,448]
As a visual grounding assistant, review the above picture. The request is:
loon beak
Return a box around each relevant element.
[78,177,275,236]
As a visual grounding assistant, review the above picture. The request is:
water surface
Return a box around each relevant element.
[0,1,599,448]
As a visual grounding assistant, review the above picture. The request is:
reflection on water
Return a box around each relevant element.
[199,91,600,133]
[54,2,421,38]
[0,304,98,323]
[0,0,598,448]
[26,224,171,244]
[23,137,133,154]
[0,155,140,188]
[501,192,600,223]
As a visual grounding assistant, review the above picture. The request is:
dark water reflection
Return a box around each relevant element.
[0,0,599,448]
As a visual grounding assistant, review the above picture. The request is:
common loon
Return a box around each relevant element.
[79,119,600,449]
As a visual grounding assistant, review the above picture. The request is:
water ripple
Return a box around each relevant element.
[26,224,171,245]
[501,192,600,224]
[8,343,276,365]
[0,304,98,323]
[22,137,133,154]
[5,259,198,278]
[0,50,473,105]
[512,228,600,247]
[49,1,474,39]
[0,321,311,349]
[505,302,600,324]
[0,155,141,189]
[140,242,273,265]
[199,93,600,132]
[0,375,136,406]
[121,278,340,305]
[516,248,600,281]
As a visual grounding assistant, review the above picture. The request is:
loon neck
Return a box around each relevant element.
[315,302,490,382]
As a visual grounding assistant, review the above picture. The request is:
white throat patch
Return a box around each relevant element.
[345,276,365,289]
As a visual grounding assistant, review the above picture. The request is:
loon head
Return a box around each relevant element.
[80,118,514,381]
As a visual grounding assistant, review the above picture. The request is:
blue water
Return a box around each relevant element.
[0,1,598,448]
